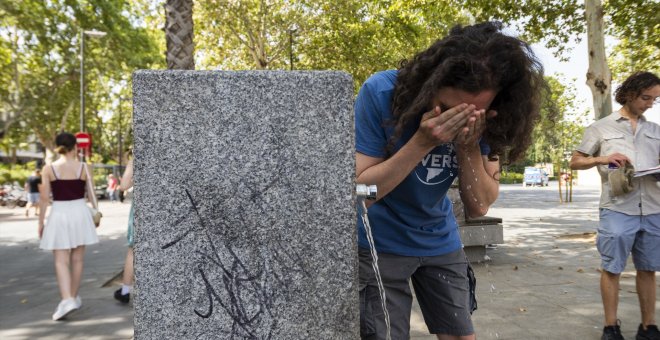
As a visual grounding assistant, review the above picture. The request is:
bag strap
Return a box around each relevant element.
[83,163,98,210]
[51,164,59,180]
[77,163,85,179]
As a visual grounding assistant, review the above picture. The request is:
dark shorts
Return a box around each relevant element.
[597,209,660,273]
[359,247,475,339]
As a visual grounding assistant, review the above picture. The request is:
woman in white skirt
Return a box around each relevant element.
[38,132,99,321]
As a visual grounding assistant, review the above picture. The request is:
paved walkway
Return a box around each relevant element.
[0,200,134,339]
[0,183,657,339]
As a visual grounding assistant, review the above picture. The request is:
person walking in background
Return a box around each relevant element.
[570,71,660,340]
[24,169,42,217]
[107,174,118,203]
[38,132,99,321]
[114,157,134,304]
[355,22,548,340]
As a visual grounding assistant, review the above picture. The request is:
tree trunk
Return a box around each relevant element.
[164,0,195,70]
[585,0,612,120]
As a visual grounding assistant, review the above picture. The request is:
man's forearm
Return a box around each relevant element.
[357,134,434,207]
[456,144,498,217]
[570,152,604,170]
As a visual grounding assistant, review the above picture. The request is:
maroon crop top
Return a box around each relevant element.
[50,164,87,201]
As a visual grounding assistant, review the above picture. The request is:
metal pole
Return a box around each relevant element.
[80,31,85,162]
[80,31,85,133]
[118,98,123,167]
[289,29,293,71]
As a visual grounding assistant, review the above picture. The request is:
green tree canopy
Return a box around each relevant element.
[526,76,587,166]
[195,0,472,89]
[0,0,164,161]
[464,0,659,78]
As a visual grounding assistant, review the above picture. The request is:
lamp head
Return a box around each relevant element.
[84,30,107,38]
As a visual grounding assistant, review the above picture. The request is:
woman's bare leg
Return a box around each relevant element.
[53,249,72,300]
[70,246,86,298]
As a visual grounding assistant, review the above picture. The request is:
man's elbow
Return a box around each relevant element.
[467,205,489,218]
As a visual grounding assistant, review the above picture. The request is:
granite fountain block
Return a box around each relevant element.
[132,70,357,339]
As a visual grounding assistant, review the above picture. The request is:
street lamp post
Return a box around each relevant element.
[79,29,106,161]
[117,96,130,168]
[288,25,298,71]
[118,98,123,168]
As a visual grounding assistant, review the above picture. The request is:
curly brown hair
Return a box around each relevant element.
[390,22,549,163]
[614,71,660,105]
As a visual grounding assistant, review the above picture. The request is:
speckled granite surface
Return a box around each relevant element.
[132,71,358,339]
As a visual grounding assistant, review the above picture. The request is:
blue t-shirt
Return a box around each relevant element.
[355,70,490,256]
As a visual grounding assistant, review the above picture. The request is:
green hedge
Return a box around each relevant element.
[500,172,524,184]
[0,162,37,186]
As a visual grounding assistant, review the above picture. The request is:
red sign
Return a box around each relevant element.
[75,132,92,149]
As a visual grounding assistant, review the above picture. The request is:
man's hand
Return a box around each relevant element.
[456,109,497,148]
[606,153,630,168]
[416,104,476,148]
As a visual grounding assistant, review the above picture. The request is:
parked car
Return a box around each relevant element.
[523,167,549,187]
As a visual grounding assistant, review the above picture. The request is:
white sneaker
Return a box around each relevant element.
[52,298,78,321]
[75,296,82,309]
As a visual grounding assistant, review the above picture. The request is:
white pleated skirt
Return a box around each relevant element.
[40,199,99,250]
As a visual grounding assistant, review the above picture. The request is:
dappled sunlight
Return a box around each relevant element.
[1,313,133,339]
[0,203,134,339]
[459,184,649,339]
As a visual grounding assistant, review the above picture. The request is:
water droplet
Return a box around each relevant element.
[473,198,478,202]
[466,185,472,190]
[474,177,478,182]
[479,203,483,207]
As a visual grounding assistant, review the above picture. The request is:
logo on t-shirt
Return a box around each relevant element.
[413,144,458,185]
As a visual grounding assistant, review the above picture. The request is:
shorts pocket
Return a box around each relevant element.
[596,230,615,260]
[360,285,379,339]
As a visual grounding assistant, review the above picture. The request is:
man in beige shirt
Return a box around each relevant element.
[570,71,660,340]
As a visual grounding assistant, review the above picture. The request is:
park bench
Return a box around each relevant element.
[448,187,504,262]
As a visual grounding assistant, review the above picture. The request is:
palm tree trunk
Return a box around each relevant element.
[164,0,195,70]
